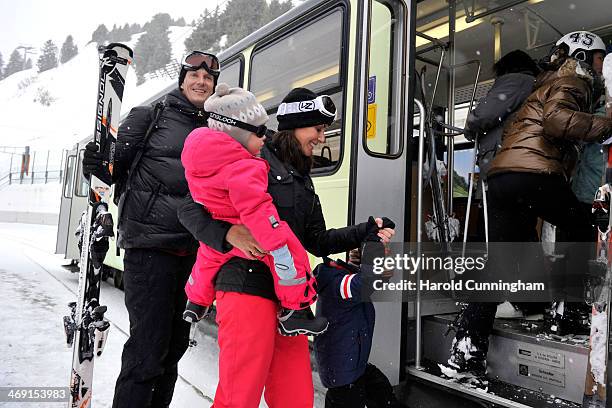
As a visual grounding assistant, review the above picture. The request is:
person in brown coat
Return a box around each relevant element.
[445,31,612,375]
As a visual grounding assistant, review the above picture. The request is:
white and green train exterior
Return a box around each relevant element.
[56,0,612,406]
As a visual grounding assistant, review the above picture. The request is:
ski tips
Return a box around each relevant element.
[103,43,134,58]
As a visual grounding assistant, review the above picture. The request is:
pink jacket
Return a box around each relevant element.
[182,128,297,253]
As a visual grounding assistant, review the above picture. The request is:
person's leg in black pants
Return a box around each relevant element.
[150,253,194,407]
[325,364,405,408]
[112,248,194,408]
[449,173,595,370]
[449,174,535,371]
[363,364,405,408]
[325,382,367,408]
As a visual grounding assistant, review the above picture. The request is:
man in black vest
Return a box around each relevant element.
[83,51,238,408]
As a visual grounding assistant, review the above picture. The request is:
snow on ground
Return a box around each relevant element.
[0,223,326,407]
[0,223,206,407]
[0,183,61,214]
[0,183,61,224]
[0,26,190,152]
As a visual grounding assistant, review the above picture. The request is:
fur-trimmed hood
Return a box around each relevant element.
[535,58,596,89]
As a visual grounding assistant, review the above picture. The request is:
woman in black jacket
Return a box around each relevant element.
[179,88,394,407]
[463,49,540,180]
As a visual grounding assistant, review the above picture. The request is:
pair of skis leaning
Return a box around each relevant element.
[584,53,612,408]
[63,43,133,408]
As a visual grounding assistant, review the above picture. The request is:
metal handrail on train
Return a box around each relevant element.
[414,98,426,370]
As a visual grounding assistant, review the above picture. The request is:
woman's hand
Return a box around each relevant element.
[225,224,267,260]
[374,217,395,244]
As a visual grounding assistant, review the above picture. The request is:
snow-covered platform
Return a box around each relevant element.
[0,223,326,407]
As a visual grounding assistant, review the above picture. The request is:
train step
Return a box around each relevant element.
[411,313,590,407]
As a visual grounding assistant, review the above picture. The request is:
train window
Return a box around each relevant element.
[63,155,76,199]
[364,0,405,157]
[75,149,88,197]
[249,8,346,175]
[250,10,344,108]
[218,57,243,87]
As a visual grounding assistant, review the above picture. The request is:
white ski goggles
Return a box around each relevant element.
[276,95,336,119]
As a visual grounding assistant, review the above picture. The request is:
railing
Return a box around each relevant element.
[0,147,66,189]
[144,61,181,82]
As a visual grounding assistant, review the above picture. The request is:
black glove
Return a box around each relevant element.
[363,216,395,242]
[82,141,112,184]
[463,127,477,142]
[361,216,395,265]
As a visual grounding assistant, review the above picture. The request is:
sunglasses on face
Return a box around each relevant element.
[182,51,221,76]
[276,95,337,118]
[208,112,268,138]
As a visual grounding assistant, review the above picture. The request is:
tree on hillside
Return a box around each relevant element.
[188,0,293,53]
[0,52,4,79]
[60,35,79,63]
[134,13,173,84]
[37,40,59,73]
[91,24,109,44]
[129,23,142,35]
[184,6,223,54]
[267,0,292,22]
[4,49,25,77]
[108,24,131,42]
[175,17,186,27]
[220,0,268,46]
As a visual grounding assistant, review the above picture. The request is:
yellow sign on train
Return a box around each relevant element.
[367,103,377,139]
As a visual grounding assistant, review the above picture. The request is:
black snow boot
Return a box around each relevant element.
[544,301,590,336]
[182,300,211,323]
[447,335,488,376]
[278,307,329,336]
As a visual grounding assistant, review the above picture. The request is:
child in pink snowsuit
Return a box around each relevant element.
[181,83,327,336]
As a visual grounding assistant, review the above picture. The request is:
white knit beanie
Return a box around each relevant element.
[205,83,269,147]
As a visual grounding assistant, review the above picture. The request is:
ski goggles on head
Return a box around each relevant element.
[181,51,221,76]
[276,95,336,119]
[209,112,268,138]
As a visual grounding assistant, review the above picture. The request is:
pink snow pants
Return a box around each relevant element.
[211,291,314,408]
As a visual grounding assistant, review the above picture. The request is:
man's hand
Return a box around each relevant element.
[82,141,112,184]
[225,224,267,260]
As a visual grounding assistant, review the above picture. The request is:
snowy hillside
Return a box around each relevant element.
[0,25,192,151]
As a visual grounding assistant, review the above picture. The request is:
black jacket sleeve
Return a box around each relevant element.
[464,73,534,139]
[303,194,369,257]
[177,193,233,253]
[113,106,154,182]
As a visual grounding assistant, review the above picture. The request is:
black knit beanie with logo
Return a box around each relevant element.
[276,88,335,131]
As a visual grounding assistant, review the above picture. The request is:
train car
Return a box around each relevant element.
[56,0,612,406]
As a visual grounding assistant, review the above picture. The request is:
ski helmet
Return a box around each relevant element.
[553,31,606,66]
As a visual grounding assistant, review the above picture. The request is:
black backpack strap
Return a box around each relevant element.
[127,101,165,177]
[116,101,165,234]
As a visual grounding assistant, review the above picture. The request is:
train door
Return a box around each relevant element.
[350,0,412,385]
[405,0,612,406]
[55,147,77,256]
[65,144,89,260]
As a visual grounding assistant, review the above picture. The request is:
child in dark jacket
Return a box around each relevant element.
[181,83,328,336]
[313,217,407,408]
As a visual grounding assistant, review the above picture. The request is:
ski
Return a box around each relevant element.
[63,43,133,408]
[583,53,612,408]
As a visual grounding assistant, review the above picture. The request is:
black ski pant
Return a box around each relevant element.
[112,248,195,408]
[324,364,405,408]
[453,172,594,356]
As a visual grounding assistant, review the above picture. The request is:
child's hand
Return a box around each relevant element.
[348,248,361,265]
